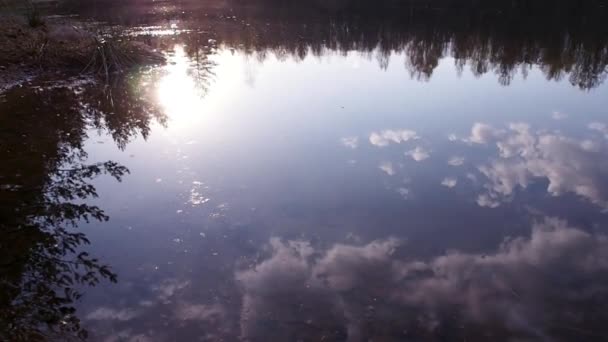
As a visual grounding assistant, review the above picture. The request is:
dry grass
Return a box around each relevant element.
[0,17,165,82]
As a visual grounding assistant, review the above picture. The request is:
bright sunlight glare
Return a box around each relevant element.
[157,45,205,121]
[155,44,243,134]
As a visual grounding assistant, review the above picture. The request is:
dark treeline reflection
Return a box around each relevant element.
[213,5,608,89]
[0,76,164,341]
[75,1,608,89]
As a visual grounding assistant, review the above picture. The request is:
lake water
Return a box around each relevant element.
[2,2,608,341]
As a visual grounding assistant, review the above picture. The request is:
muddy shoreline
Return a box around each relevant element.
[0,15,165,94]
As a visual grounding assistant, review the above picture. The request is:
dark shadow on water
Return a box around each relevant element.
[0,75,165,340]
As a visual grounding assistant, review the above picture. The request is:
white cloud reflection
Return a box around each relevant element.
[341,136,359,149]
[589,122,608,138]
[86,307,141,321]
[405,146,430,161]
[441,177,457,188]
[552,111,568,120]
[467,122,504,144]
[378,161,396,175]
[235,218,608,341]
[397,187,410,199]
[447,156,465,166]
[174,303,225,321]
[369,129,419,147]
[473,122,608,209]
[85,277,228,342]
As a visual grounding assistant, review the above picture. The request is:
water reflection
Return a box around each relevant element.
[350,120,608,212]
[157,45,213,121]
[459,122,608,210]
[4,2,608,341]
[369,130,419,147]
[71,2,608,90]
[239,217,608,341]
[0,75,163,340]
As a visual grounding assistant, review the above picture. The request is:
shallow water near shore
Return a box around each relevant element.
[2,2,608,341]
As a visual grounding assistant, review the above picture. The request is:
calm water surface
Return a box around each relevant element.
[2,3,608,341]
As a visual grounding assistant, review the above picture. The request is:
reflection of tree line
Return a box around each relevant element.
[183,38,218,97]
[59,1,608,88]
[0,76,164,340]
[162,5,608,89]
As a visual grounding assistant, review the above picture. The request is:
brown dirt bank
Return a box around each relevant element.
[0,16,165,91]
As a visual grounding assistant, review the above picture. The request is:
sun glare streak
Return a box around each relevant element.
[154,45,244,135]
[157,45,204,122]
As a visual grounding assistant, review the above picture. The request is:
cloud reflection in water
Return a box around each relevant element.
[236,218,608,341]
[472,122,608,210]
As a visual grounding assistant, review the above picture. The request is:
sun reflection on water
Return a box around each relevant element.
[157,45,205,121]
[155,44,243,135]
